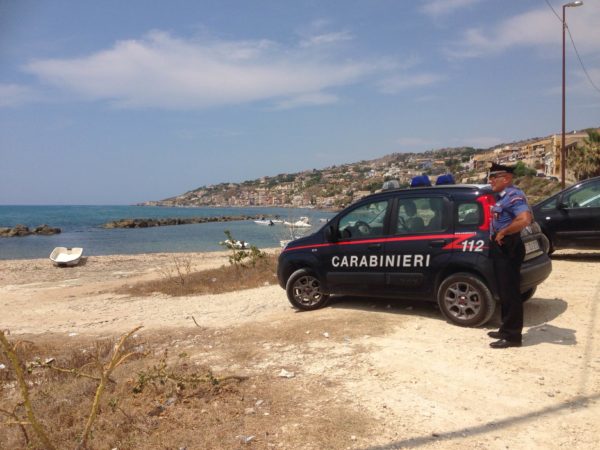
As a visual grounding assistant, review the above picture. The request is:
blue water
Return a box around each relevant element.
[0,205,335,260]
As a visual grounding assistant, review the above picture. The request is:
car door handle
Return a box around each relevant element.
[429,239,449,247]
[368,243,382,250]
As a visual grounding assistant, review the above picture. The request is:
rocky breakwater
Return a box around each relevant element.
[0,224,61,237]
[103,215,260,229]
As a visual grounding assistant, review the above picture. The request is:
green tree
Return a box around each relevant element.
[514,161,536,177]
[568,130,600,180]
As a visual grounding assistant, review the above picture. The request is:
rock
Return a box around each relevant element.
[8,224,31,237]
[102,215,262,229]
[1,224,61,237]
[33,224,61,235]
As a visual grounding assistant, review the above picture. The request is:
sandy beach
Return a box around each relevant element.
[1,249,599,449]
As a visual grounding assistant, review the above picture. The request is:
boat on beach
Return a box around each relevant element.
[220,239,251,250]
[49,247,83,267]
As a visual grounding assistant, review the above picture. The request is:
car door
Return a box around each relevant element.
[553,179,600,248]
[383,194,453,299]
[322,198,390,295]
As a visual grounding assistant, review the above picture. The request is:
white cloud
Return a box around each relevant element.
[378,73,444,93]
[299,31,353,48]
[273,92,339,110]
[0,83,36,107]
[446,3,600,59]
[421,0,482,17]
[23,30,379,110]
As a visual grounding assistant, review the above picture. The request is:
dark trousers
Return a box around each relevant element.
[490,234,525,342]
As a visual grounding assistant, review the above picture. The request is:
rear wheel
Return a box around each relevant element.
[437,273,495,327]
[286,268,330,311]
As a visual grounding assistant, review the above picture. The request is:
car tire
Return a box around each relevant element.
[286,268,330,311]
[521,287,536,303]
[543,232,554,255]
[437,272,495,327]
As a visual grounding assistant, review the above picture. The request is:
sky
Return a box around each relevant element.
[1,0,599,205]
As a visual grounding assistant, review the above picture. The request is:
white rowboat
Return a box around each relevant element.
[49,247,83,267]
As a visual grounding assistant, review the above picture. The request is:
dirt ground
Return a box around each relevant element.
[1,249,599,449]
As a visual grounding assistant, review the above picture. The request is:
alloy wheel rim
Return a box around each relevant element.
[443,281,481,321]
[293,275,323,307]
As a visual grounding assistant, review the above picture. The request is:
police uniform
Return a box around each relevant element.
[490,182,530,344]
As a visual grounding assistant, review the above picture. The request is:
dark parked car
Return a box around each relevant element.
[278,183,552,327]
[533,176,600,253]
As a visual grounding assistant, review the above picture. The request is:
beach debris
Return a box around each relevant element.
[278,369,295,378]
[255,399,264,407]
[0,363,6,370]
[237,435,255,444]
[68,332,78,337]
[244,407,256,415]
[323,332,330,338]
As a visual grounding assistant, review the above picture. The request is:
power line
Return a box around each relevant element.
[566,27,600,94]
[543,0,600,95]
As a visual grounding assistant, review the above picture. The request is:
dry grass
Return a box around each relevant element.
[119,254,278,297]
[515,175,563,204]
[0,326,377,450]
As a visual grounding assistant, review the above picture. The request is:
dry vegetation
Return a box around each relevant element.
[515,175,563,204]
[119,254,278,298]
[0,314,385,450]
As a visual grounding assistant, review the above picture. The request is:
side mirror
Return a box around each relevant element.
[557,201,568,209]
[324,225,338,242]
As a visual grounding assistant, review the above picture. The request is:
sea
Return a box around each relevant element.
[0,205,335,260]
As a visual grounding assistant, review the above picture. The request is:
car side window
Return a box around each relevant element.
[563,181,600,208]
[395,197,444,234]
[457,202,481,227]
[338,200,388,239]
[540,197,557,211]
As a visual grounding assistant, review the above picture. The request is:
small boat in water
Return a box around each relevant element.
[283,216,311,228]
[49,247,83,267]
[254,219,275,226]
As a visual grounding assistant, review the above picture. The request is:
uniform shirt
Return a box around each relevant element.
[491,185,530,234]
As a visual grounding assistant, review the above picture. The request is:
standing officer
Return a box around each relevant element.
[487,162,532,348]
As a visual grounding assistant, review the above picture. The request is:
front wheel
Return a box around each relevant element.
[437,273,495,327]
[286,268,330,311]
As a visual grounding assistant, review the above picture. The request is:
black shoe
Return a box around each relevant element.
[487,331,507,339]
[490,339,522,349]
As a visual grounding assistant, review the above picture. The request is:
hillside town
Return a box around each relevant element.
[144,129,596,209]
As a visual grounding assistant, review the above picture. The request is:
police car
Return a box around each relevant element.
[277,177,552,327]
